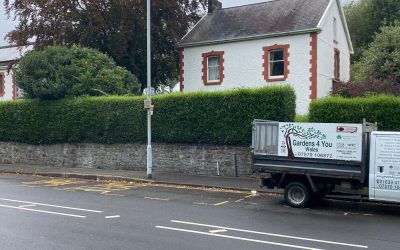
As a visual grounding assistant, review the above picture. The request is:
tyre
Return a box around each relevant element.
[284,182,311,208]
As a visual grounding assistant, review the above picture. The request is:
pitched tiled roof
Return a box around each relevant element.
[180,0,330,47]
[0,45,33,63]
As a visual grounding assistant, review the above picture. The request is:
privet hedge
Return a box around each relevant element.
[0,86,295,145]
[309,95,400,131]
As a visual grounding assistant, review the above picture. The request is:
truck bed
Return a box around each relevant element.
[253,155,364,181]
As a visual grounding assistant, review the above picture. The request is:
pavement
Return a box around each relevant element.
[0,164,271,193]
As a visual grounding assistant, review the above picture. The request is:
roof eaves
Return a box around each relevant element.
[178,28,321,48]
[336,0,354,54]
[317,0,354,54]
[180,13,208,42]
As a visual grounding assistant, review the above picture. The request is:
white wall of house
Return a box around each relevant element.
[0,66,15,101]
[317,0,351,99]
[182,34,314,114]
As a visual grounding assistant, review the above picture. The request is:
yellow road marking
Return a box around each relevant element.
[194,200,229,206]
[22,179,86,187]
[213,201,229,206]
[18,185,36,188]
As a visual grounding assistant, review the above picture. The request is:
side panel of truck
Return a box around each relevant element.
[369,132,400,202]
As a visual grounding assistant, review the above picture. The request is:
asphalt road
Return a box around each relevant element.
[0,174,399,250]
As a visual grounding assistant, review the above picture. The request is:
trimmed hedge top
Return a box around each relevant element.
[0,86,295,145]
[309,95,400,131]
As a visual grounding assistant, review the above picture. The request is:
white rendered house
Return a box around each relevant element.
[178,0,353,114]
[0,45,33,101]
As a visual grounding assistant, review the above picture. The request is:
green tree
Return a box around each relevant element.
[16,45,140,100]
[352,23,400,83]
[4,0,206,91]
[344,0,400,62]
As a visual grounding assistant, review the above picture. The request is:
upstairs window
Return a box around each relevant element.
[202,51,224,85]
[333,17,338,43]
[263,44,290,82]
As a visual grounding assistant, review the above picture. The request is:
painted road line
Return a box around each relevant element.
[105,215,121,219]
[156,226,323,250]
[171,220,368,249]
[194,201,229,206]
[0,198,103,213]
[209,229,227,233]
[18,204,36,208]
[144,197,169,201]
[213,201,229,206]
[0,204,86,218]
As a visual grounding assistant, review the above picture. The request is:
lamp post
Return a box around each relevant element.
[146,0,153,179]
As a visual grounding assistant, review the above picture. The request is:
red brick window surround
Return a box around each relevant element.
[179,48,185,92]
[334,48,340,80]
[0,72,5,97]
[263,44,290,82]
[202,51,224,85]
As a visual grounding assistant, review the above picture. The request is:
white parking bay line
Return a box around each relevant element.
[156,226,323,250]
[0,198,102,213]
[105,215,120,219]
[209,229,227,233]
[171,220,368,249]
[0,204,86,218]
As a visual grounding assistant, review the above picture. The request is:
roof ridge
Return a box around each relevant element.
[180,0,330,47]
[221,0,280,10]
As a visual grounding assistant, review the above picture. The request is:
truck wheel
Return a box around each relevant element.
[284,182,311,208]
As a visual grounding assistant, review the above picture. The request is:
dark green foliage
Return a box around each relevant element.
[0,86,295,145]
[352,23,400,83]
[16,46,140,100]
[309,95,400,131]
[345,0,400,62]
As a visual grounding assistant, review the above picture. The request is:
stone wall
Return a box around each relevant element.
[0,142,252,177]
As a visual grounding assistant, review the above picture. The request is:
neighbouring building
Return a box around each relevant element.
[0,45,33,101]
[178,0,353,114]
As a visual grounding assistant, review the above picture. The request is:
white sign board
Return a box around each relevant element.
[369,132,400,202]
[278,123,363,162]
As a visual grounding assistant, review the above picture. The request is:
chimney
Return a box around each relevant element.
[208,0,222,13]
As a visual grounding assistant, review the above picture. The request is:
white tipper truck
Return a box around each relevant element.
[251,120,400,208]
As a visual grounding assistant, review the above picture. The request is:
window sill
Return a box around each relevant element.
[204,81,222,86]
[266,77,286,82]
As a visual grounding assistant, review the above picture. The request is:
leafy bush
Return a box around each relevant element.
[16,45,140,100]
[331,77,400,97]
[0,86,295,145]
[352,23,400,83]
[309,95,400,131]
[295,115,309,122]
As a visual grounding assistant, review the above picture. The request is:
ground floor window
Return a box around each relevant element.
[263,44,290,82]
[202,51,224,85]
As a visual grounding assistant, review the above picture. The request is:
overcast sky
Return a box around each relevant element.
[0,0,349,46]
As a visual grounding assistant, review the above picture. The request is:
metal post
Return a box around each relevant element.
[146,0,152,179]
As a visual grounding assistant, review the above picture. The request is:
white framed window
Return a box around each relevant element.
[269,49,285,78]
[207,56,220,82]
[333,17,338,42]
